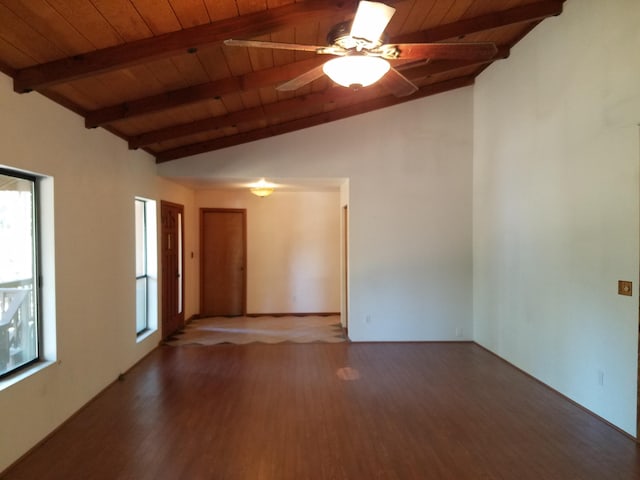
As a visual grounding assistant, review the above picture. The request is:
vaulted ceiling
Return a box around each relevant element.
[0,0,565,163]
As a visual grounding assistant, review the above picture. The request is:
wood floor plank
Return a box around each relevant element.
[3,343,639,479]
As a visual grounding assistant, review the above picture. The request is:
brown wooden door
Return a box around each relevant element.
[200,208,246,316]
[161,201,184,338]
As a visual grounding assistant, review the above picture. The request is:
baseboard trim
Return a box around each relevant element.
[188,313,340,319]
[473,341,637,443]
[246,312,340,318]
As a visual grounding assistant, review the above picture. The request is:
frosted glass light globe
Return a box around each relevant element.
[323,56,390,88]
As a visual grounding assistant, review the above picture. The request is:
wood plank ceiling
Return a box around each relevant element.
[0,0,565,163]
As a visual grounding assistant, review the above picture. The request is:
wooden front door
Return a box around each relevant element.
[200,208,246,317]
[161,201,184,339]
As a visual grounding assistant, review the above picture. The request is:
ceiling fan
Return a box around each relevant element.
[224,1,498,97]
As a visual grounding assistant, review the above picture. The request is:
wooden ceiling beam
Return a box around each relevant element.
[129,88,350,149]
[13,0,360,93]
[85,57,325,128]
[92,3,548,129]
[154,76,475,163]
[401,45,510,80]
[77,1,552,129]
[0,61,15,78]
[392,0,565,44]
[131,47,510,149]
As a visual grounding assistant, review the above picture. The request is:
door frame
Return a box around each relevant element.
[342,205,349,336]
[160,200,185,338]
[199,208,247,316]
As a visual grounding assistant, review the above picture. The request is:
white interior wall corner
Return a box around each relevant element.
[473,0,640,435]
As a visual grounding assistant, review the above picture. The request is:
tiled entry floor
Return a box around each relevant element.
[164,315,347,346]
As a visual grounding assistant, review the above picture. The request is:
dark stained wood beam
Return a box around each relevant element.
[86,77,238,129]
[85,57,326,128]
[0,61,15,78]
[401,45,510,80]
[84,1,551,128]
[155,76,475,163]
[87,57,410,129]
[13,0,360,93]
[393,0,564,44]
[129,89,349,149]
[86,58,421,130]
[131,47,510,149]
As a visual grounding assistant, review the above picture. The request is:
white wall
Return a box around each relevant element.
[159,88,475,342]
[0,73,194,471]
[195,189,341,314]
[473,0,640,435]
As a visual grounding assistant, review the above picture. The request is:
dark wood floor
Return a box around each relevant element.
[4,343,639,479]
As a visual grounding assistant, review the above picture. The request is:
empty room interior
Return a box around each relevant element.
[0,0,639,478]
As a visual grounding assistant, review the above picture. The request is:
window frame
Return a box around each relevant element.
[135,197,157,339]
[135,198,149,335]
[0,167,42,380]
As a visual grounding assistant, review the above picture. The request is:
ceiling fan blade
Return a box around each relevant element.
[350,1,396,43]
[387,42,498,61]
[276,64,327,92]
[378,67,418,97]
[224,39,327,53]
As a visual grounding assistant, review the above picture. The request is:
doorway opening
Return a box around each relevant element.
[192,185,347,344]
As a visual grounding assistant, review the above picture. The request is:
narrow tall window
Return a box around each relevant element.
[135,199,148,333]
[0,169,39,378]
[135,198,157,337]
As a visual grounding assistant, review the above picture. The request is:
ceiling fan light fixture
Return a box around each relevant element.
[249,178,275,197]
[323,56,390,88]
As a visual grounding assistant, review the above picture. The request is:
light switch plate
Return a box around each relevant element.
[618,280,632,296]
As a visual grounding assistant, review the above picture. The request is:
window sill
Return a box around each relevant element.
[0,360,56,392]
[136,328,157,344]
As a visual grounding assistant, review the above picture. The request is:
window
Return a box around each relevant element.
[135,198,157,336]
[0,169,39,378]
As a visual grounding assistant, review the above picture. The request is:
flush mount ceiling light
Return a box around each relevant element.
[322,55,390,88]
[249,178,275,197]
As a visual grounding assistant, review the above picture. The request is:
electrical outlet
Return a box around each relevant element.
[597,370,604,386]
[365,315,371,324]
[455,327,463,338]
